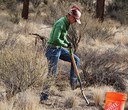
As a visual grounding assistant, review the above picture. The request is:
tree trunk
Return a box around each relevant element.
[22,0,29,19]
[96,0,105,22]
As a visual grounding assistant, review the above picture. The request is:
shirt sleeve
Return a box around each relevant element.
[64,32,70,45]
[52,26,68,47]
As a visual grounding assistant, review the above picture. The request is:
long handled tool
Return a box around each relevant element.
[69,48,89,105]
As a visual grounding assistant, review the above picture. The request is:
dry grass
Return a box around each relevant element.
[13,89,40,110]
[0,89,47,110]
[0,1,48,103]
[0,47,48,98]
[125,101,128,110]
[80,46,128,92]
[64,96,77,109]
[106,0,128,24]
[0,14,48,97]
[91,86,116,106]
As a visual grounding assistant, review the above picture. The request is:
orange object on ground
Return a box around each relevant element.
[104,92,127,110]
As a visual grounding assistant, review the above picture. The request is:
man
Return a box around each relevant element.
[41,5,82,101]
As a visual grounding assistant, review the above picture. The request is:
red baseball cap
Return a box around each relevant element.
[69,5,81,24]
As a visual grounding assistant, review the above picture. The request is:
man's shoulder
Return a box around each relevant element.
[55,17,65,26]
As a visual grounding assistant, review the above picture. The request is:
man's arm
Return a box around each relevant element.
[64,33,70,45]
[52,27,68,47]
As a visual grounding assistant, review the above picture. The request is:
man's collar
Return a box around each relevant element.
[64,16,70,30]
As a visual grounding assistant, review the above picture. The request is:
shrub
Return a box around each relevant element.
[31,0,42,8]
[42,1,73,25]
[0,47,47,99]
[0,0,20,24]
[1,0,17,11]
[82,16,113,42]
[0,34,17,50]
[81,47,128,92]
[106,0,128,24]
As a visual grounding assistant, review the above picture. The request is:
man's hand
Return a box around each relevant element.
[68,42,73,48]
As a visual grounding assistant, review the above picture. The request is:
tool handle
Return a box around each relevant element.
[69,48,89,105]
[69,48,81,82]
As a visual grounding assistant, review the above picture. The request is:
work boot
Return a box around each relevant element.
[70,80,80,90]
[70,80,86,90]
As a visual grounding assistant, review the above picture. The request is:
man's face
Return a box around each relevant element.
[69,15,76,24]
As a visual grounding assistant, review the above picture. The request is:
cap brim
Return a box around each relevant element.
[76,19,81,24]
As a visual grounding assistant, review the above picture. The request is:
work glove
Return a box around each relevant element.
[68,42,73,48]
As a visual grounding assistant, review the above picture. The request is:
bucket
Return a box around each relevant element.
[104,92,127,110]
